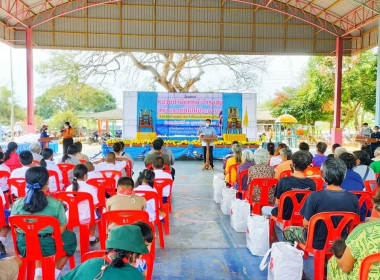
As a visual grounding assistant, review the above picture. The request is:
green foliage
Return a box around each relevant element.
[0,87,25,125]
[48,110,79,133]
[35,83,116,119]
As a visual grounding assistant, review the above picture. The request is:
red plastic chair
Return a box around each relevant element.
[0,170,10,208]
[8,215,66,280]
[135,190,165,249]
[146,163,171,174]
[79,159,87,164]
[363,180,378,196]
[269,190,312,242]
[57,163,75,187]
[226,164,239,186]
[237,169,249,199]
[351,191,374,223]
[304,166,322,178]
[154,178,173,235]
[0,196,7,228]
[8,178,26,203]
[87,177,115,214]
[125,161,132,177]
[298,212,358,280]
[279,170,292,178]
[359,252,380,280]
[100,210,155,256]
[311,177,325,191]
[53,191,101,266]
[32,160,40,165]
[48,170,61,193]
[82,250,155,280]
[247,178,278,214]
[100,170,122,192]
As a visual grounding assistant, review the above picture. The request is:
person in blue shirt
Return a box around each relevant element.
[339,152,365,192]
[197,118,217,169]
[39,124,49,149]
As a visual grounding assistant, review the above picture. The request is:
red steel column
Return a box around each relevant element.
[26,28,35,133]
[331,37,343,145]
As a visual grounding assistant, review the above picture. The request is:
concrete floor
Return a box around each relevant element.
[4,157,268,279]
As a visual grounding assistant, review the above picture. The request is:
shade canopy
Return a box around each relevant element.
[275,114,297,123]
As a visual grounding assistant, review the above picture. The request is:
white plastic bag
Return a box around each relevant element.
[230,198,250,232]
[213,179,225,204]
[259,242,304,280]
[246,214,269,256]
[213,173,225,184]
[220,186,236,215]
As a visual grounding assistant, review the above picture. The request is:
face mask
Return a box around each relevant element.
[64,125,69,129]
[205,123,210,127]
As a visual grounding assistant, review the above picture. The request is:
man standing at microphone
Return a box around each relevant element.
[197,118,217,169]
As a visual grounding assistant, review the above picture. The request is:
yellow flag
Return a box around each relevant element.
[243,107,248,127]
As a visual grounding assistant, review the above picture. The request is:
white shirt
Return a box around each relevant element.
[10,166,29,196]
[353,165,376,182]
[45,159,64,192]
[0,164,10,192]
[269,156,282,167]
[66,181,99,223]
[87,171,103,181]
[154,170,172,197]
[32,152,43,161]
[134,184,158,222]
[95,161,127,178]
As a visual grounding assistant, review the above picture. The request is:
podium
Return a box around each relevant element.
[200,135,218,171]
[355,136,378,145]
[38,137,59,149]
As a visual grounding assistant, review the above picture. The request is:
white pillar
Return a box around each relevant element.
[375,18,380,126]
[242,92,257,140]
[123,91,138,139]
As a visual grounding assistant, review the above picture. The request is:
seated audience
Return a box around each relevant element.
[147,138,175,166]
[29,142,43,161]
[3,142,22,171]
[40,148,64,192]
[371,147,380,162]
[225,143,242,184]
[222,141,239,170]
[283,158,359,252]
[339,153,365,191]
[113,142,133,168]
[267,142,275,159]
[327,143,341,158]
[84,162,102,180]
[298,142,310,152]
[94,152,128,177]
[0,256,22,279]
[370,147,380,173]
[152,157,172,201]
[247,148,275,204]
[144,139,170,167]
[73,142,89,162]
[59,145,81,165]
[353,150,376,182]
[0,187,10,259]
[313,142,328,167]
[0,152,10,197]
[133,221,153,277]
[61,225,147,280]
[10,151,34,196]
[334,146,348,158]
[327,188,380,280]
[269,143,287,167]
[274,148,292,179]
[234,149,255,191]
[66,164,99,245]
[10,166,77,279]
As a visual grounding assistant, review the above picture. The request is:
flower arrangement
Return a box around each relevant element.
[107,139,260,147]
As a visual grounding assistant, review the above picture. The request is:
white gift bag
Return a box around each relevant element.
[213,179,225,204]
[246,214,269,256]
[213,173,225,184]
[230,198,250,232]
[220,186,236,215]
[259,242,304,280]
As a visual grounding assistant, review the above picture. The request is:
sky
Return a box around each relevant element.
[0,41,310,108]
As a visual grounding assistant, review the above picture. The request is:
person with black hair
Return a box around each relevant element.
[327,143,341,159]
[0,151,11,197]
[197,118,217,169]
[59,145,81,183]
[134,169,164,222]
[114,142,133,168]
[40,148,64,193]
[61,122,74,155]
[269,143,287,167]
[262,151,316,241]
[353,150,376,182]
[339,152,365,192]
[267,142,275,157]
[3,142,22,171]
[93,152,128,177]
[106,177,146,229]
[283,158,359,254]
[146,138,175,166]
[73,142,89,162]
[10,151,35,197]
[61,225,146,280]
[144,139,170,167]
[133,221,153,277]
[66,164,99,245]
[152,156,172,200]
[298,142,310,151]
[370,125,380,158]
[10,166,77,279]
[313,142,328,167]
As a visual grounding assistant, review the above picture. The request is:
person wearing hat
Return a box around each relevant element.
[61,225,148,279]
[39,124,49,150]
[61,122,74,155]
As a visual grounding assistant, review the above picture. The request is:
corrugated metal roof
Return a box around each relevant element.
[0,0,378,55]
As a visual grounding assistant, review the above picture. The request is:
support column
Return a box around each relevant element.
[375,18,380,126]
[331,37,343,145]
[26,28,35,133]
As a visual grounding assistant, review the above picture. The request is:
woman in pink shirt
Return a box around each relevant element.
[3,142,21,172]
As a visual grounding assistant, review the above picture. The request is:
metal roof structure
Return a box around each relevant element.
[0,0,379,55]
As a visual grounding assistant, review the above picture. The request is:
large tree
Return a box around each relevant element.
[0,87,25,125]
[37,51,266,93]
